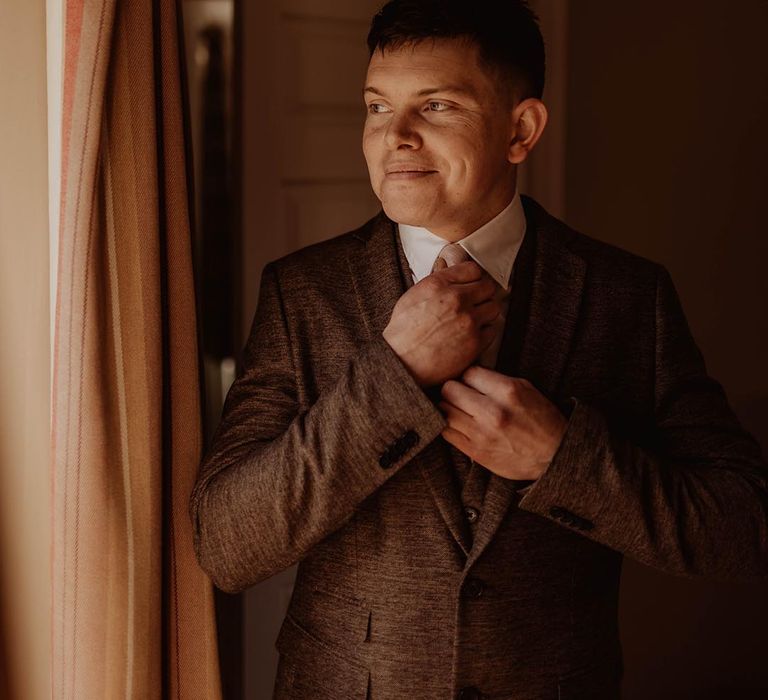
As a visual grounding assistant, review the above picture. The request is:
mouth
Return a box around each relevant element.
[384,168,437,180]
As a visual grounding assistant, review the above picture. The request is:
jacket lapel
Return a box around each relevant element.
[347,211,474,557]
[346,199,587,565]
[347,211,408,340]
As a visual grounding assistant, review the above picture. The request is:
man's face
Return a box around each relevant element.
[362,38,517,239]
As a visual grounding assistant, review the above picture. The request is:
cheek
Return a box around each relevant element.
[442,143,484,185]
[453,138,506,186]
[361,128,372,155]
[433,124,489,178]
[362,128,383,166]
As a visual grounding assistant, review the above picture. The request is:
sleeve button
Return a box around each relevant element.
[402,429,419,447]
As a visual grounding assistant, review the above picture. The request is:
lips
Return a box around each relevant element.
[384,164,437,182]
[384,163,437,175]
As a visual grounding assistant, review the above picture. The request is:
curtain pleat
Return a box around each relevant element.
[52,1,222,697]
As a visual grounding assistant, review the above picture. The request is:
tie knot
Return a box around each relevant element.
[432,242,470,271]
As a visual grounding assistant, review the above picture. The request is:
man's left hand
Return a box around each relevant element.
[437,365,568,481]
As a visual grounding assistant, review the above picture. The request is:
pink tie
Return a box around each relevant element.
[432,242,471,270]
[431,243,507,368]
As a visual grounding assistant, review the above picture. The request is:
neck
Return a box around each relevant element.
[427,170,518,241]
[430,191,518,242]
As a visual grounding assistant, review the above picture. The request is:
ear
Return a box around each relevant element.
[507,98,548,164]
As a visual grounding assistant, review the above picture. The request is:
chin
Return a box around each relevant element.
[380,196,434,228]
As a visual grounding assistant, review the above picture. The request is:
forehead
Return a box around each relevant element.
[364,38,497,95]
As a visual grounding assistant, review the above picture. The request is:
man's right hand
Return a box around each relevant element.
[382,260,504,387]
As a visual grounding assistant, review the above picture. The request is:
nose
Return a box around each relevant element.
[384,110,422,150]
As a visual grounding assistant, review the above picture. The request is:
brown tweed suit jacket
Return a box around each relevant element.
[189,195,768,700]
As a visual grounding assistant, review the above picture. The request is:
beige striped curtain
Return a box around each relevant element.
[52,0,222,697]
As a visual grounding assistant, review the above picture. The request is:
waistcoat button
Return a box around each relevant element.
[464,506,479,523]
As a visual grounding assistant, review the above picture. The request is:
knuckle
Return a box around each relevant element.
[449,291,464,312]
[456,312,477,342]
[489,405,509,428]
[516,377,532,393]
[457,312,474,332]
[437,286,460,311]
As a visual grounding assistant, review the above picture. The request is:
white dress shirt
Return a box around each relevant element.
[397,190,527,369]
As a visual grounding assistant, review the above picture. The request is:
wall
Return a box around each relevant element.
[565,1,768,697]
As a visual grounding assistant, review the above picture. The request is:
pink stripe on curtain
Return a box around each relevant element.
[52,1,222,697]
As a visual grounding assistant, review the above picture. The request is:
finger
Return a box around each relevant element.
[433,262,502,305]
[461,365,528,404]
[441,425,472,452]
[472,298,502,326]
[461,276,501,305]
[434,258,483,283]
[436,274,498,310]
[427,276,496,308]
[440,379,493,418]
[438,399,476,435]
[476,322,499,351]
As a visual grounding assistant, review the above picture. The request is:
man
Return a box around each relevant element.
[189,1,768,698]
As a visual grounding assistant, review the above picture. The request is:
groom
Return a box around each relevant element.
[190,1,768,698]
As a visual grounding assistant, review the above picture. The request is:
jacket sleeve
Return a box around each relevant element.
[517,264,768,580]
[188,261,447,594]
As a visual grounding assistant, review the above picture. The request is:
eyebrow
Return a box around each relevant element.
[363,84,479,99]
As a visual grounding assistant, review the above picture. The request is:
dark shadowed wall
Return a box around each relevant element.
[564,2,768,698]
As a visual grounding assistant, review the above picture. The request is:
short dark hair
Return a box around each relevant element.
[366,0,545,102]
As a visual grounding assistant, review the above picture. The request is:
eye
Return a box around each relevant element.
[367,103,391,114]
[427,101,450,112]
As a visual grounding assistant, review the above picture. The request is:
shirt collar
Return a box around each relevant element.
[397,190,526,288]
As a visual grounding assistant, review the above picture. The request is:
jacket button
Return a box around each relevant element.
[464,506,479,523]
[463,577,484,599]
[550,506,584,527]
[549,506,566,519]
[389,443,405,460]
[457,687,482,700]
[401,429,419,448]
